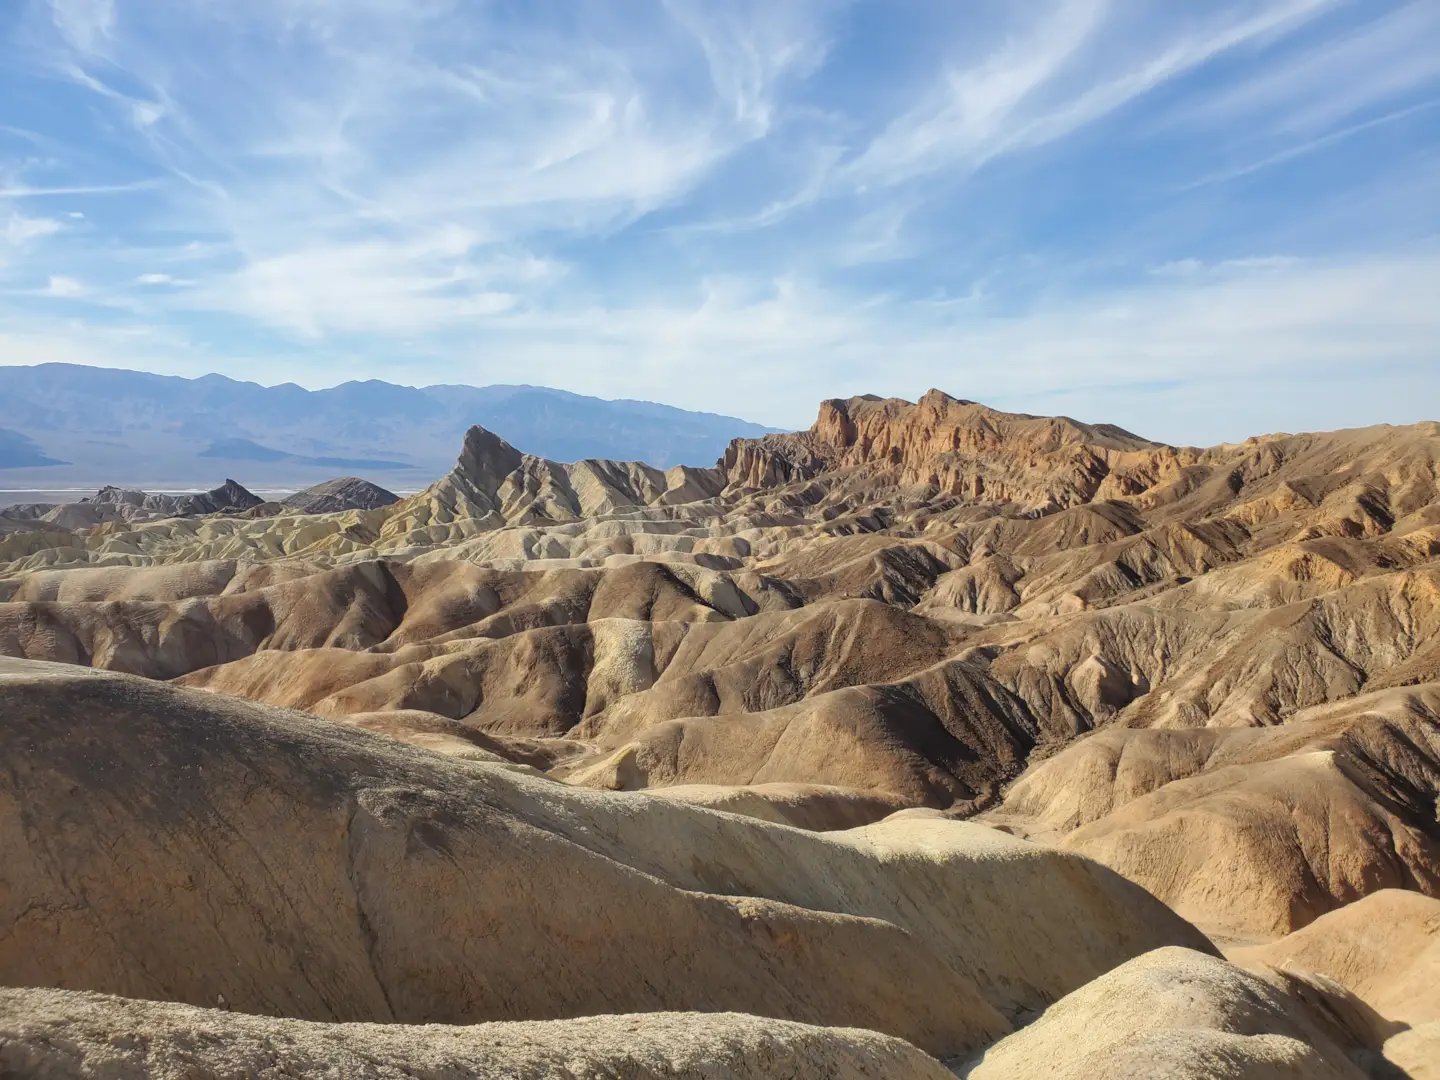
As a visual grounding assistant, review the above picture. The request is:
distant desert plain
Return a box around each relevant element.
[1,389,1437,1078]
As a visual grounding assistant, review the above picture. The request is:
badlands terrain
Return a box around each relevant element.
[1,389,1438,1077]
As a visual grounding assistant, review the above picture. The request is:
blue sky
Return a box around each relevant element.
[0,0,1437,443]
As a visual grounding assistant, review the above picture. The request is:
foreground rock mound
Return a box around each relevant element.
[0,659,1215,1059]
[0,990,953,1080]
[965,948,1384,1080]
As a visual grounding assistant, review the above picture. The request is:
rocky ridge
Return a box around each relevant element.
[0,390,1438,1077]
[282,476,400,514]
[0,478,263,532]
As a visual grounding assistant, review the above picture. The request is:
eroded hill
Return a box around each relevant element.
[1,390,1438,1077]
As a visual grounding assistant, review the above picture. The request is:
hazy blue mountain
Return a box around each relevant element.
[0,364,779,486]
[0,428,67,469]
[198,438,412,471]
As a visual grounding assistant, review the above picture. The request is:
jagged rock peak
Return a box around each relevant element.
[381,424,728,535]
[87,485,146,506]
[209,479,264,511]
[453,425,526,488]
[86,479,262,517]
[282,478,399,515]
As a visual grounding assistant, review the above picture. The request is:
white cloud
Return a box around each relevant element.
[0,181,159,198]
[663,0,838,131]
[846,0,1109,186]
[845,0,1333,189]
[47,0,114,54]
[1173,1,1440,136]
[1151,258,1203,277]
[311,249,1439,439]
[2,213,63,246]
[21,0,842,335]
[0,320,215,377]
[188,234,555,336]
[1185,99,1440,188]
[130,101,164,127]
[3,248,1437,445]
[44,274,86,297]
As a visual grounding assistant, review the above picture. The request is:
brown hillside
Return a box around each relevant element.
[2,391,1438,948]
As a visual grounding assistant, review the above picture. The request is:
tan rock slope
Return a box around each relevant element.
[1,390,1438,947]
[963,947,1390,1080]
[0,990,957,1080]
[0,658,1218,1061]
[1232,888,1440,1026]
[981,686,1440,936]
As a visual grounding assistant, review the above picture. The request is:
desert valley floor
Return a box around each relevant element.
[1,390,1437,1078]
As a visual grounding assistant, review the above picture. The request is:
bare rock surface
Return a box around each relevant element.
[1232,889,1440,1026]
[983,687,1440,935]
[0,989,954,1080]
[1,391,1438,949]
[963,948,1378,1080]
[283,476,400,514]
[2,390,1440,1076]
[1383,1024,1440,1080]
[0,658,1217,1059]
[641,783,910,830]
[92,478,264,517]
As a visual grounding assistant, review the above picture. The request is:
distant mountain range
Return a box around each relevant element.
[197,438,412,472]
[0,428,67,469]
[0,364,779,485]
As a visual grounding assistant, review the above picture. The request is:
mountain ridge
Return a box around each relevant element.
[0,363,781,484]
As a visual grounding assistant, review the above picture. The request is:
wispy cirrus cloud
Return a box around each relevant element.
[841,0,1336,190]
[0,181,159,197]
[5,0,843,337]
[1185,98,1440,189]
[842,0,1112,188]
[46,0,114,54]
[663,0,842,131]
[1172,0,1440,135]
